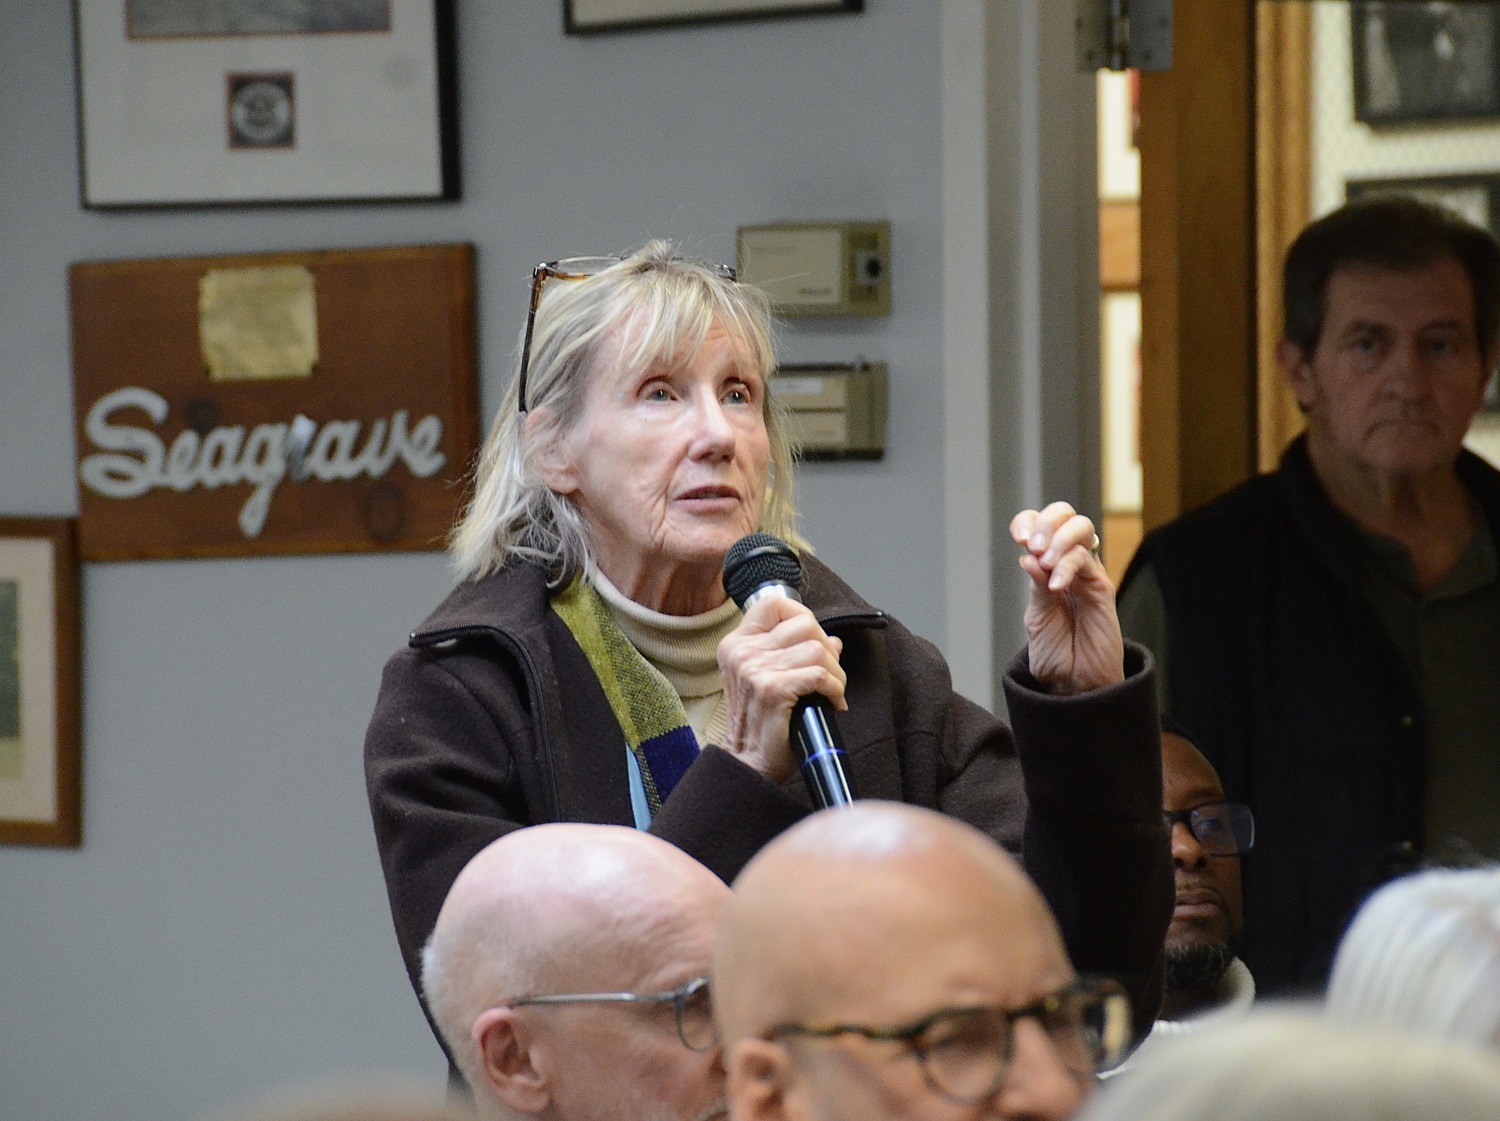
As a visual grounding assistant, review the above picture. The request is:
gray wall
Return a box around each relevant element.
[0,3,1094,1119]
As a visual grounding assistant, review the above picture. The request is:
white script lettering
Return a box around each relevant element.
[78,387,447,539]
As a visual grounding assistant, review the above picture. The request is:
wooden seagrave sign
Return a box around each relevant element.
[69,244,478,560]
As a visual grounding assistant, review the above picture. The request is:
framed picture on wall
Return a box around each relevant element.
[73,0,460,207]
[1351,1,1500,125]
[0,519,81,848]
[565,0,862,35]
[1345,172,1500,235]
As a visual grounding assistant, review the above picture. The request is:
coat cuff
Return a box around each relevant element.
[1002,640,1161,820]
[648,745,810,883]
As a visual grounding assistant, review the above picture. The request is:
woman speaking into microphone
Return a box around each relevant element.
[364,242,1169,1038]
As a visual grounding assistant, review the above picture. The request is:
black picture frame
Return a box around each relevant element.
[565,0,862,36]
[74,0,460,208]
[1345,172,1500,235]
[1351,1,1500,125]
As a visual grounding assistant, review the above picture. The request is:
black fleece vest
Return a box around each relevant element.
[1119,436,1484,993]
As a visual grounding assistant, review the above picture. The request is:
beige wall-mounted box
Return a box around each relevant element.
[772,362,887,459]
[737,221,890,317]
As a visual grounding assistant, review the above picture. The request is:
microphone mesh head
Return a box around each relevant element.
[722,532,804,609]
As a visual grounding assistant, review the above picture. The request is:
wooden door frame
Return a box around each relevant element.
[1138,0,1265,530]
[1256,1,1313,471]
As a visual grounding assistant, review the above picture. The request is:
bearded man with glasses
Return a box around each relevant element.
[422,823,731,1121]
[714,803,1133,1121]
[1158,725,1254,1023]
[1100,727,1257,1078]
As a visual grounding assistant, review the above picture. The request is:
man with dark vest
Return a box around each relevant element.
[1119,196,1500,994]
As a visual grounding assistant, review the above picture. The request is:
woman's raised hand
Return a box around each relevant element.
[1010,502,1125,695]
[716,594,846,783]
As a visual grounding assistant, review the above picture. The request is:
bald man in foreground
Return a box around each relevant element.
[715,803,1131,1121]
[421,824,731,1121]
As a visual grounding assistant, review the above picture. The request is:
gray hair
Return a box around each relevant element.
[420,910,542,1100]
[1326,865,1500,1053]
[451,240,807,584]
[420,925,488,1093]
[1076,1006,1500,1121]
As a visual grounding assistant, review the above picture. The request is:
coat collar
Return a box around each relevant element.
[402,552,885,831]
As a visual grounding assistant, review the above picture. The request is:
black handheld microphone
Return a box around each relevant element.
[722,532,854,809]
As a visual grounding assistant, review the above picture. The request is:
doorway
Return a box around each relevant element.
[1096,0,1500,572]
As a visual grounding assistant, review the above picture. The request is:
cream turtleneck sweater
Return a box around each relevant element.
[591,570,742,749]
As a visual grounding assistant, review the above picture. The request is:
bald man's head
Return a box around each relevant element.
[715,803,1104,1121]
[422,825,731,1121]
[716,803,1063,1041]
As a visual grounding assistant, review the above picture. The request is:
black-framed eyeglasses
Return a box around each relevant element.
[515,254,738,415]
[504,974,717,1052]
[765,977,1131,1103]
[1164,801,1255,856]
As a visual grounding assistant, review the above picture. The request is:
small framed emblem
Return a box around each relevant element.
[227,73,295,150]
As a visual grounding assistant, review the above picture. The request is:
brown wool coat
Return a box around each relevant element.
[364,556,1172,1044]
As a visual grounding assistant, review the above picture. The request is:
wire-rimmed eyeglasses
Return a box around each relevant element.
[504,973,717,1051]
[765,977,1131,1103]
[1164,800,1256,856]
[516,254,738,414]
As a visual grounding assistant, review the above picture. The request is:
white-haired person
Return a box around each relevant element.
[363,241,1172,1063]
[1325,865,1500,1053]
[1075,1008,1500,1121]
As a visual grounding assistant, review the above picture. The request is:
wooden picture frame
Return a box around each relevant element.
[0,519,81,848]
[565,0,861,35]
[1351,1,1500,125]
[73,0,460,207]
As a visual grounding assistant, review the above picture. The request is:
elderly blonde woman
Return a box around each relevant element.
[364,243,1170,1052]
